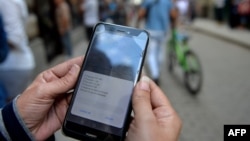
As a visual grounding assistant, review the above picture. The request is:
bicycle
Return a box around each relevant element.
[167,28,203,95]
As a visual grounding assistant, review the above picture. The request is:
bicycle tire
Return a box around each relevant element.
[168,49,175,72]
[184,50,203,95]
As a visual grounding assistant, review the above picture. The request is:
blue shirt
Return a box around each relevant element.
[142,0,173,32]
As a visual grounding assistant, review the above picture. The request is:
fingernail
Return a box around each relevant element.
[69,64,79,74]
[139,76,150,92]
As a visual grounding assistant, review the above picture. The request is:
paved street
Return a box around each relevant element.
[160,30,250,141]
[30,27,250,141]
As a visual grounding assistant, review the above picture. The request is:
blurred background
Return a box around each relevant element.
[0,0,250,141]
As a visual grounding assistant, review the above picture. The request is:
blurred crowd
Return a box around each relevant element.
[212,0,250,29]
[0,0,249,107]
[170,0,250,29]
[24,0,250,64]
[0,0,133,107]
[30,0,130,63]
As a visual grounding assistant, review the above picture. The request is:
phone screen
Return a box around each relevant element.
[65,23,148,139]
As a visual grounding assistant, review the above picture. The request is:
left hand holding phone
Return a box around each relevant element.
[16,56,83,141]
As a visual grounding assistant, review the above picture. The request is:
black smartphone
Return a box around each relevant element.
[63,23,149,141]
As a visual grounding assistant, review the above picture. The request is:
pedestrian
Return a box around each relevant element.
[99,0,109,22]
[0,56,182,140]
[34,0,60,63]
[112,1,128,26]
[81,0,99,41]
[237,0,250,29]
[0,0,35,101]
[227,0,241,28]
[54,0,73,59]
[137,0,176,85]
[213,0,226,24]
[188,0,196,22]
[175,0,190,24]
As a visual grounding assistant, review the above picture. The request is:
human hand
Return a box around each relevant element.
[126,76,182,141]
[16,56,83,141]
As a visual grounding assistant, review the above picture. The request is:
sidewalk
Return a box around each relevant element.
[190,19,250,49]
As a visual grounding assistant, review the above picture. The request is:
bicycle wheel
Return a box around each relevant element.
[184,50,203,95]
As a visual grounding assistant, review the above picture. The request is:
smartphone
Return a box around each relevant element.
[63,23,149,141]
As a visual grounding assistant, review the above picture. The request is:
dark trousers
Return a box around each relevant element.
[214,7,224,22]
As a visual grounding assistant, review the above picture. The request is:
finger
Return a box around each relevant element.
[149,80,175,112]
[50,56,83,78]
[42,70,60,83]
[132,76,155,120]
[44,64,81,98]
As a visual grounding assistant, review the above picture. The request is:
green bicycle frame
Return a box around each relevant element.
[168,28,189,71]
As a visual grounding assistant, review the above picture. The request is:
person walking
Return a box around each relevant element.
[54,0,73,59]
[213,0,226,24]
[137,0,175,85]
[237,0,250,29]
[175,0,190,24]
[0,0,35,101]
[81,0,99,41]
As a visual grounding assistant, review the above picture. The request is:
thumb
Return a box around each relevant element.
[132,76,155,121]
[45,64,80,98]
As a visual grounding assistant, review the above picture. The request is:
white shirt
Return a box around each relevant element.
[0,0,35,70]
[82,0,99,26]
[176,0,190,15]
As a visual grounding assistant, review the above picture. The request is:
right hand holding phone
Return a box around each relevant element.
[126,76,182,141]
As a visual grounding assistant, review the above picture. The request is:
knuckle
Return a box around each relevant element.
[31,83,47,98]
[133,86,150,100]
[133,91,150,104]
[37,70,53,83]
[61,75,73,87]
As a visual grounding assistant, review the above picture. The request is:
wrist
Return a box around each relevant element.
[14,96,36,140]
[1,97,35,141]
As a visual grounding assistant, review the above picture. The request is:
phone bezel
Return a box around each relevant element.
[63,22,149,141]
